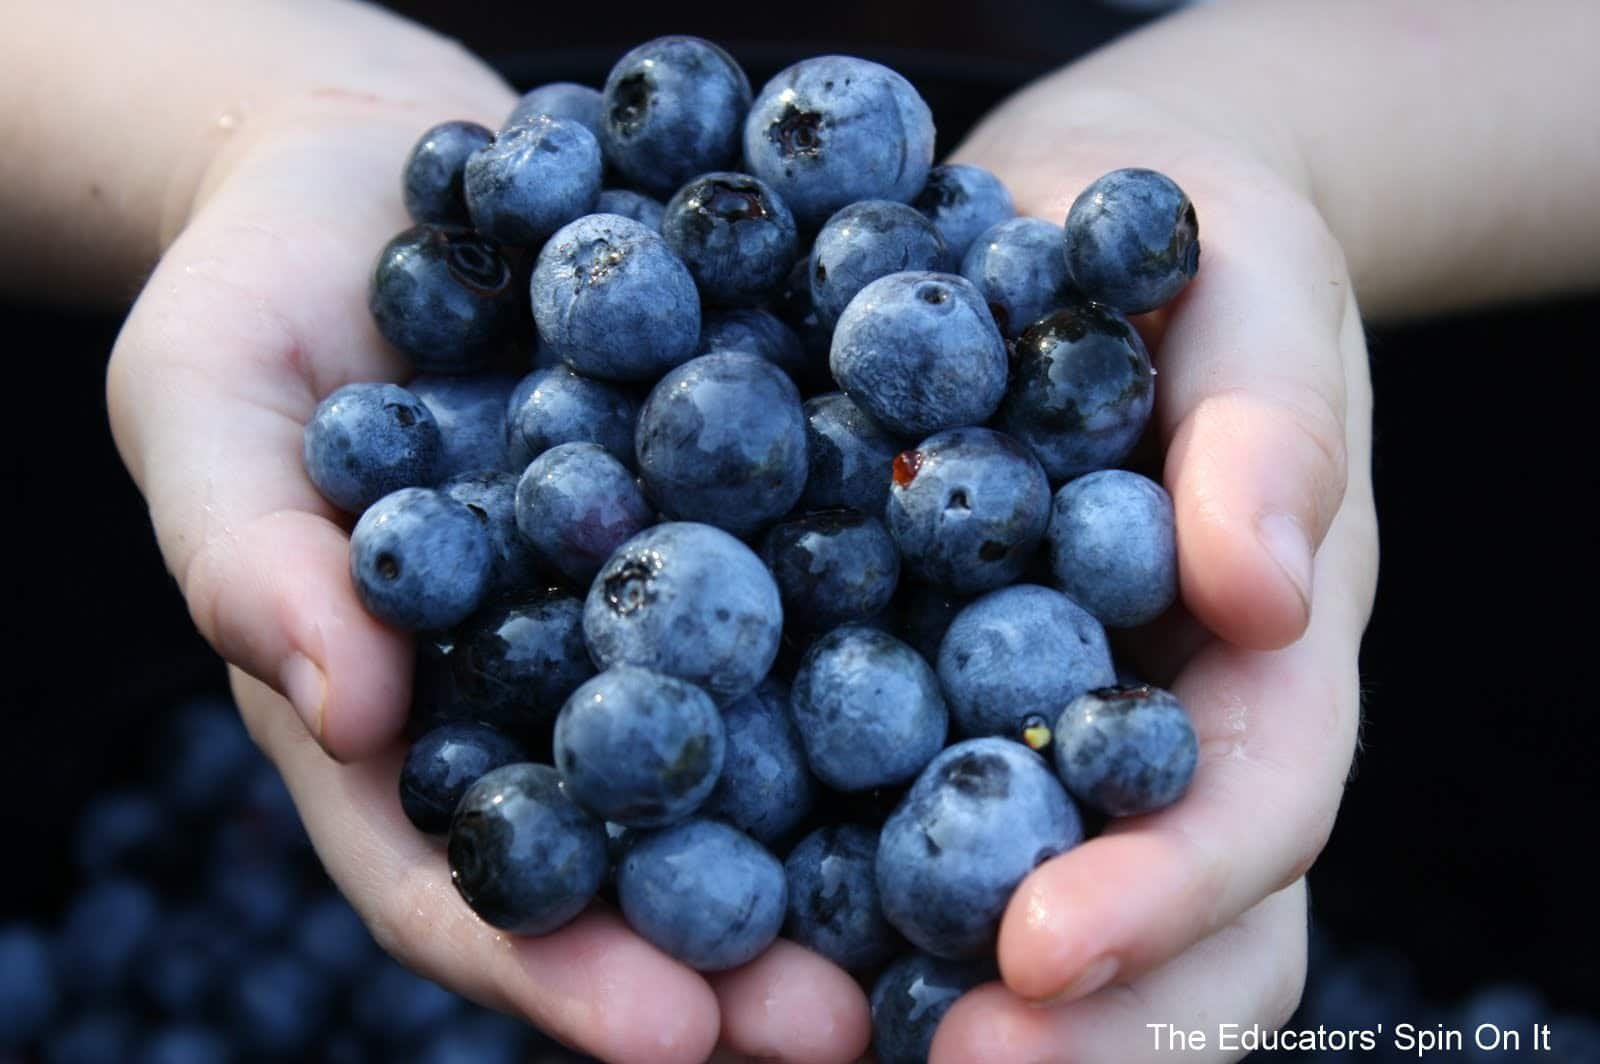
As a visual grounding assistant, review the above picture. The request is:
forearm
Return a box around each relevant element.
[1,0,511,306]
[978,0,1600,321]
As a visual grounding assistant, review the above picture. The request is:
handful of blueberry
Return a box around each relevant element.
[308,35,1203,1061]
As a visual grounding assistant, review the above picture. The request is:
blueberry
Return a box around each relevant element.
[913,163,1015,264]
[599,36,750,196]
[351,960,461,1044]
[830,272,1008,438]
[225,952,332,1057]
[594,188,666,231]
[442,470,539,597]
[515,442,654,585]
[617,818,786,971]
[790,625,948,792]
[870,952,996,1064]
[57,878,159,995]
[700,677,815,845]
[400,722,528,834]
[877,738,1083,958]
[801,392,902,518]
[809,200,947,324]
[762,509,900,630]
[0,924,57,1047]
[554,666,725,827]
[71,789,177,881]
[1063,167,1199,313]
[506,364,640,471]
[137,907,237,1016]
[583,522,782,702]
[207,858,301,940]
[349,487,493,630]
[783,824,899,970]
[635,351,808,535]
[448,763,608,934]
[531,213,701,381]
[1047,469,1176,627]
[154,697,256,814]
[662,171,798,306]
[404,121,495,226]
[698,307,809,383]
[1053,685,1197,817]
[960,216,1074,338]
[743,56,935,227]
[135,1027,231,1064]
[302,382,442,513]
[369,226,519,374]
[410,372,519,478]
[937,584,1115,739]
[996,301,1155,480]
[291,894,376,981]
[449,592,596,741]
[505,82,603,139]
[464,115,602,247]
[886,426,1051,593]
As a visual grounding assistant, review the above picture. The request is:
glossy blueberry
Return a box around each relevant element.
[554,666,726,827]
[595,188,666,231]
[1064,167,1199,313]
[801,392,902,517]
[404,121,494,226]
[784,824,898,970]
[809,200,947,323]
[584,522,782,702]
[996,302,1155,480]
[505,82,603,138]
[531,213,701,381]
[960,216,1073,338]
[937,584,1115,739]
[877,738,1083,958]
[617,817,786,971]
[762,509,900,630]
[443,470,539,597]
[515,442,654,584]
[225,952,332,1057]
[663,171,798,306]
[743,56,935,227]
[349,487,493,630]
[506,364,640,471]
[41,1011,137,1064]
[0,925,57,1047]
[601,36,751,196]
[913,163,1015,264]
[464,115,602,247]
[302,382,441,513]
[886,426,1051,593]
[410,372,518,478]
[698,307,808,382]
[791,625,948,792]
[292,894,376,981]
[400,722,527,834]
[635,351,808,535]
[57,879,159,995]
[870,952,996,1064]
[449,592,596,741]
[830,272,1008,438]
[700,677,815,844]
[370,225,519,374]
[1047,470,1177,627]
[1053,685,1197,816]
[448,763,608,934]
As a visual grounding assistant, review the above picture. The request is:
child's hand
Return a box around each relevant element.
[923,80,1378,1062]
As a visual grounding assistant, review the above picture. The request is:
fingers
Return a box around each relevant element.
[231,668,723,1064]
[995,470,1373,1004]
[709,940,873,1064]
[933,880,1308,1064]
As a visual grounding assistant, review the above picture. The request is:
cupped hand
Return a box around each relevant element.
[104,76,870,1064]
[927,83,1379,1061]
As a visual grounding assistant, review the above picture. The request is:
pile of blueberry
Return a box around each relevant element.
[306,36,1203,1060]
[0,698,582,1064]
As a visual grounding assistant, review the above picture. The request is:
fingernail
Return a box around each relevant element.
[282,652,326,739]
[1028,956,1119,1009]
[1256,511,1313,617]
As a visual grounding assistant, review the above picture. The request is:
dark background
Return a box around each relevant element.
[6,0,1594,1034]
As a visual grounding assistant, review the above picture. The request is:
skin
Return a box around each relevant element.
[3,0,1594,1060]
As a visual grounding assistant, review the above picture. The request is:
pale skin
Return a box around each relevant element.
[5,0,1595,1060]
